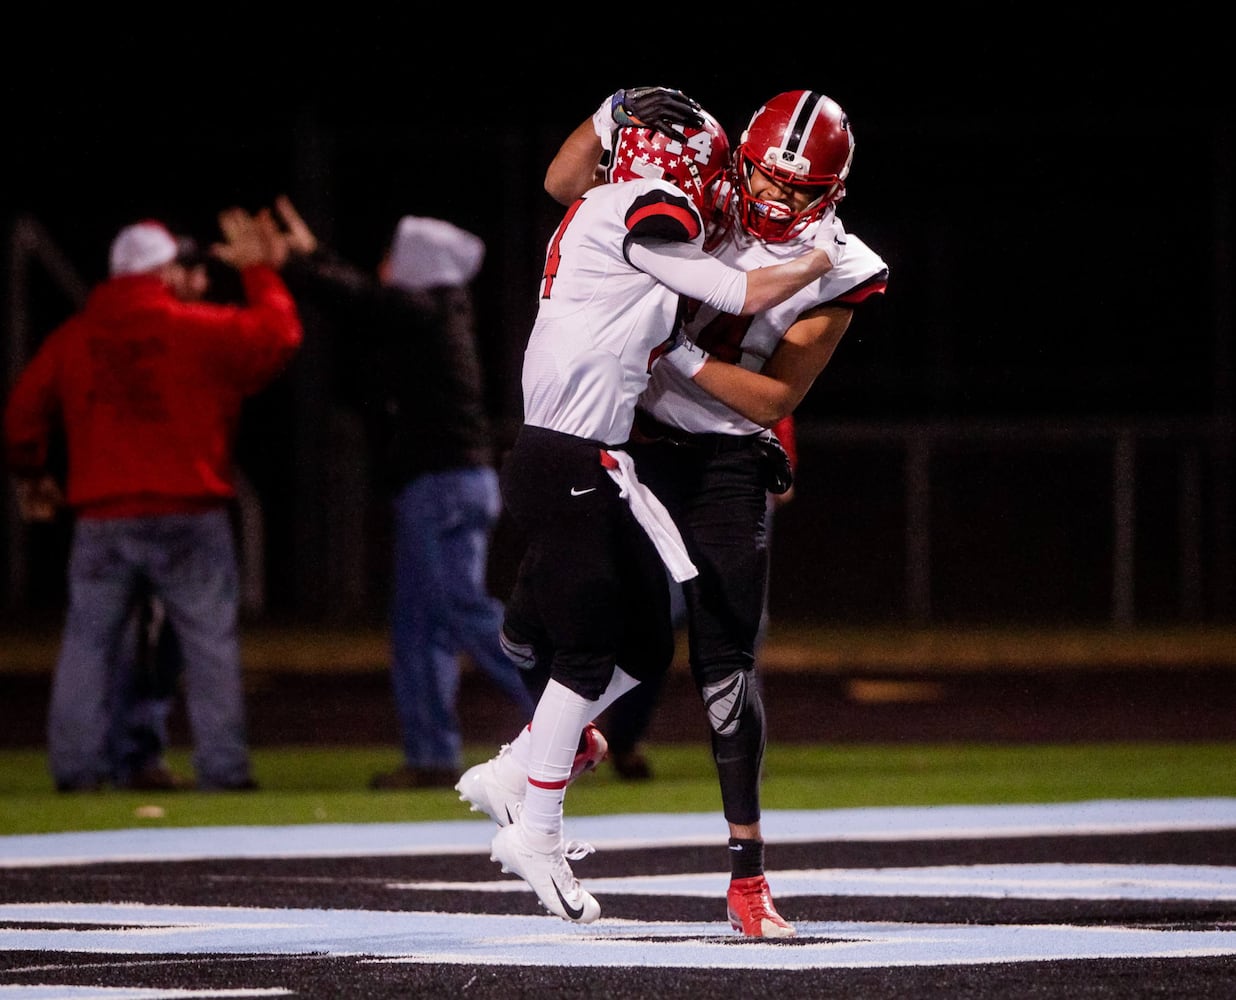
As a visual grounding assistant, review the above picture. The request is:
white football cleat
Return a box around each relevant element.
[456,723,609,827]
[490,806,600,924]
[456,743,523,826]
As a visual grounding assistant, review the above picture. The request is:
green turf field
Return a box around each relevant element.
[2,742,1232,836]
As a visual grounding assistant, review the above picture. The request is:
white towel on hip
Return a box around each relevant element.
[602,449,698,583]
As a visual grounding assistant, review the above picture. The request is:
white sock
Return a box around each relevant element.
[504,667,641,794]
[495,723,533,790]
[593,665,641,714]
[521,680,596,848]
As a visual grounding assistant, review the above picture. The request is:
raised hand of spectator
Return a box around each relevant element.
[212,207,278,270]
[272,195,318,256]
[13,473,64,522]
[251,208,291,270]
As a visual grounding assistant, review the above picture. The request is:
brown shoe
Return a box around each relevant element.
[127,763,193,791]
[611,748,654,781]
[56,779,104,793]
[369,765,460,790]
[196,777,260,792]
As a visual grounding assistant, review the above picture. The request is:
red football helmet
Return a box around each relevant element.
[731,91,854,242]
[607,111,731,216]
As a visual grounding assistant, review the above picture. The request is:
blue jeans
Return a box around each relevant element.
[108,593,181,785]
[48,509,252,790]
[390,467,536,771]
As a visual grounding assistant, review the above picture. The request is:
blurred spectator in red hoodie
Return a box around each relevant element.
[4,210,302,791]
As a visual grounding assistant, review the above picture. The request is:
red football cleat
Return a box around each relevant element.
[727,875,796,938]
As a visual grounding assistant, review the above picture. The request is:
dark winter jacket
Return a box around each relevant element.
[280,248,495,488]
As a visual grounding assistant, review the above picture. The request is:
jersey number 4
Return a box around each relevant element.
[541,199,586,300]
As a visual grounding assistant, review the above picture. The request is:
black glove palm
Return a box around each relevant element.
[613,86,705,138]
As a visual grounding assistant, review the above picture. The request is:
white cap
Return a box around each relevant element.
[109,221,179,276]
[385,216,485,292]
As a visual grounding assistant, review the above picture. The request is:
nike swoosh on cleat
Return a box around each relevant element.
[569,487,597,496]
[552,876,586,920]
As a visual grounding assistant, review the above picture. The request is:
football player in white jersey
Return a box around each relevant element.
[464,90,845,926]
[632,91,889,939]
[508,87,890,937]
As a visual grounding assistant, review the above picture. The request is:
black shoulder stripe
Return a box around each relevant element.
[623,189,702,243]
[835,268,890,305]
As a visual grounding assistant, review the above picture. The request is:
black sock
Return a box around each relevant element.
[728,837,764,880]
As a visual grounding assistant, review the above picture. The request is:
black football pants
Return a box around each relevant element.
[500,425,675,703]
[628,428,771,826]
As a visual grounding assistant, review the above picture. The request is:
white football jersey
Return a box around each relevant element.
[640,207,889,435]
[521,179,747,444]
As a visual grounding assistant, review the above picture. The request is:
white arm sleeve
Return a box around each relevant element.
[627,239,747,315]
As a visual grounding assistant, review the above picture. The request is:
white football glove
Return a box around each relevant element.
[655,330,709,379]
[811,213,847,267]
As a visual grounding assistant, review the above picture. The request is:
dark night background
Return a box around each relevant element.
[4,20,1234,626]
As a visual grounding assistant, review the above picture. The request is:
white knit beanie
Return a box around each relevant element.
[109,221,180,276]
[385,216,485,292]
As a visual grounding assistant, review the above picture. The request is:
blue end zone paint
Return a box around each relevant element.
[2,799,1235,866]
[2,800,1235,972]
